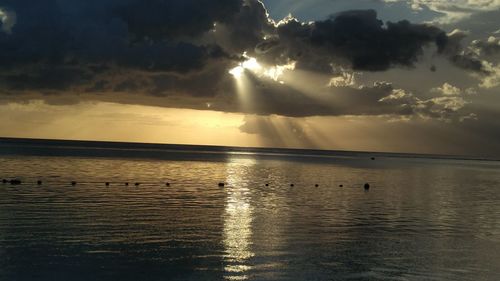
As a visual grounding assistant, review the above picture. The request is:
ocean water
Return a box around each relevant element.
[0,139,499,281]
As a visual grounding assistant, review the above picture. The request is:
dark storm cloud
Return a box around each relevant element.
[0,0,241,91]
[215,0,275,53]
[0,67,92,91]
[311,10,448,70]
[85,80,109,93]
[449,54,486,73]
[113,80,141,93]
[148,66,227,98]
[0,0,480,119]
[0,0,242,41]
[259,9,450,71]
[115,0,242,40]
[256,8,497,80]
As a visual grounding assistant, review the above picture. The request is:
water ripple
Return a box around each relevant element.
[0,155,499,280]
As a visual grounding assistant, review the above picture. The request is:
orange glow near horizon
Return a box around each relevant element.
[0,99,476,156]
[0,101,261,147]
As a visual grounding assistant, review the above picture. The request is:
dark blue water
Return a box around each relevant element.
[0,139,499,280]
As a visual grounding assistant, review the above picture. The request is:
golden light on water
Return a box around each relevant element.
[223,157,256,280]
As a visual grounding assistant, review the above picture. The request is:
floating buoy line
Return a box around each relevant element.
[0,177,374,190]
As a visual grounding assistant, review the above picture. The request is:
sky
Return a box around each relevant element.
[0,0,499,157]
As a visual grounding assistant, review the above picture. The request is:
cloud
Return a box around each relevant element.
[0,0,240,88]
[261,0,444,23]
[378,84,469,120]
[479,61,500,88]
[387,0,500,23]
[437,31,500,87]
[0,0,485,121]
[456,35,500,88]
[0,66,92,92]
[449,54,487,73]
[222,78,419,117]
[114,0,243,40]
[441,9,500,39]
[255,9,455,72]
[0,7,15,34]
[0,1,469,77]
[217,78,471,119]
[425,96,468,113]
[213,0,275,54]
[471,36,500,58]
[431,83,462,96]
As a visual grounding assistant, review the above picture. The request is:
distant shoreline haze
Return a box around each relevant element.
[0,137,497,162]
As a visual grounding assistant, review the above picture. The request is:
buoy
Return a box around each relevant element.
[166,182,170,187]
[265,183,269,187]
[135,182,140,186]
[10,179,21,185]
[364,183,370,190]
[37,180,42,185]
[290,184,294,187]
[339,184,343,187]
[371,157,375,160]
[218,182,225,187]
[125,182,129,186]
[315,184,319,187]
[105,182,110,186]
[71,181,77,186]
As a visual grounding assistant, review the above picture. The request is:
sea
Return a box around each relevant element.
[0,138,499,281]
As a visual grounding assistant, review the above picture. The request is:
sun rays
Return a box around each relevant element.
[229,54,300,114]
[228,53,339,118]
[226,54,362,149]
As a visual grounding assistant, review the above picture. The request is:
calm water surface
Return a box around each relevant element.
[0,153,499,280]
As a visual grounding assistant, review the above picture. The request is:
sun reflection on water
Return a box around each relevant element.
[223,158,256,280]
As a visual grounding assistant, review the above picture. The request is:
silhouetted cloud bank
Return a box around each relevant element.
[0,0,497,120]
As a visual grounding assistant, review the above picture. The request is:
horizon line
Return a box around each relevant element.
[0,136,498,162]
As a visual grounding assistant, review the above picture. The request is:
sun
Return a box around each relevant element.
[229,57,262,79]
[241,58,262,71]
[229,66,245,79]
[228,53,295,83]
